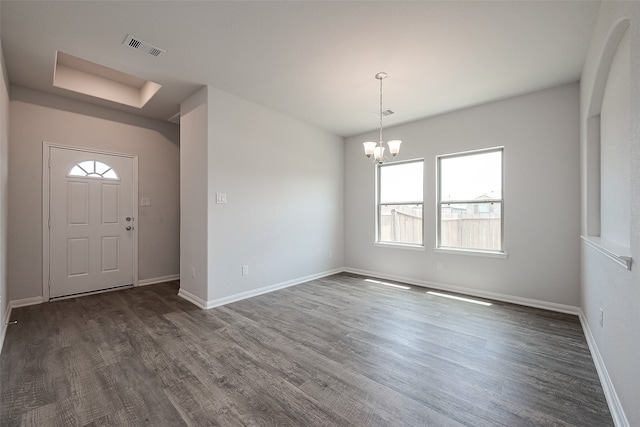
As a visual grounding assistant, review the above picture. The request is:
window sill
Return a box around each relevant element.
[434,247,508,259]
[581,236,632,270]
[374,242,426,251]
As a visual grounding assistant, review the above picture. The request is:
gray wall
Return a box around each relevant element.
[0,30,10,342]
[206,86,344,301]
[600,29,630,248]
[345,83,581,308]
[580,2,640,425]
[8,87,180,301]
[179,86,210,302]
[180,86,344,306]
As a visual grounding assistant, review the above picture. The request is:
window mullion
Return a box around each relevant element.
[440,199,502,204]
[381,201,424,206]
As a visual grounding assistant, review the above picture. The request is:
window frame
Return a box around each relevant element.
[376,158,425,249]
[436,147,505,257]
[68,160,120,180]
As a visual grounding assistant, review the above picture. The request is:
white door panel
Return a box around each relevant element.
[48,147,135,298]
[68,182,89,224]
[101,236,119,272]
[67,238,89,276]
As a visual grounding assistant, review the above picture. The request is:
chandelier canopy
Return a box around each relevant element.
[363,72,401,164]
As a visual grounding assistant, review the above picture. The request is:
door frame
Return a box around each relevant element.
[42,142,139,301]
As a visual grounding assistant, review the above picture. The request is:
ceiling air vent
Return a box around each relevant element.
[123,34,165,57]
[381,109,395,117]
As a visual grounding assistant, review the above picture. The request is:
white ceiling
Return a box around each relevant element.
[1,1,600,137]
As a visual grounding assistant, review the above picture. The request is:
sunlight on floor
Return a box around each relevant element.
[427,291,493,306]
[364,278,411,290]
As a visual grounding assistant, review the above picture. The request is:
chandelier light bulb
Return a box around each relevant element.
[374,146,385,162]
[363,141,377,158]
[387,139,402,156]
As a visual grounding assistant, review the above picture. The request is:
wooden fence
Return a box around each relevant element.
[440,216,501,250]
[379,208,422,244]
[381,209,501,250]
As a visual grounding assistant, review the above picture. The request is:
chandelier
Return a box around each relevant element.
[363,72,401,164]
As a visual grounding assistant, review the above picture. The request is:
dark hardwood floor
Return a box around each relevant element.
[1,273,612,426]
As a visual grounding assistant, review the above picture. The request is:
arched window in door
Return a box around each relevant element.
[68,160,119,180]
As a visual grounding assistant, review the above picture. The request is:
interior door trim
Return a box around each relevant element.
[42,142,139,302]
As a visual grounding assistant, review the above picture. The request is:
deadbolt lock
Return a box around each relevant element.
[126,217,132,221]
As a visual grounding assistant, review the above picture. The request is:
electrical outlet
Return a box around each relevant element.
[242,265,249,276]
[599,308,604,327]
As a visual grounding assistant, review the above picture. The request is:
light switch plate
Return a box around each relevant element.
[140,197,151,206]
[216,193,227,204]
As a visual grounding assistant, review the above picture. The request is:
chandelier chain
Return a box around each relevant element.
[379,75,383,145]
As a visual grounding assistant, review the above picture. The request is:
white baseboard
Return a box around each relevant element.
[0,302,11,355]
[177,288,208,309]
[204,268,343,309]
[9,296,44,309]
[343,267,580,314]
[578,310,629,427]
[1,296,43,354]
[138,274,180,287]
[178,268,344,310]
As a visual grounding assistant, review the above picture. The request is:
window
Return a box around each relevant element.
[69,160,119,180]
[437,148,503,253]
[377,159,424,246]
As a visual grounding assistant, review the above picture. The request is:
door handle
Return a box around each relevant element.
[126,226,133,231]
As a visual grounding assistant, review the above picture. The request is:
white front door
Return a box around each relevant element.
[48,146,135,298]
